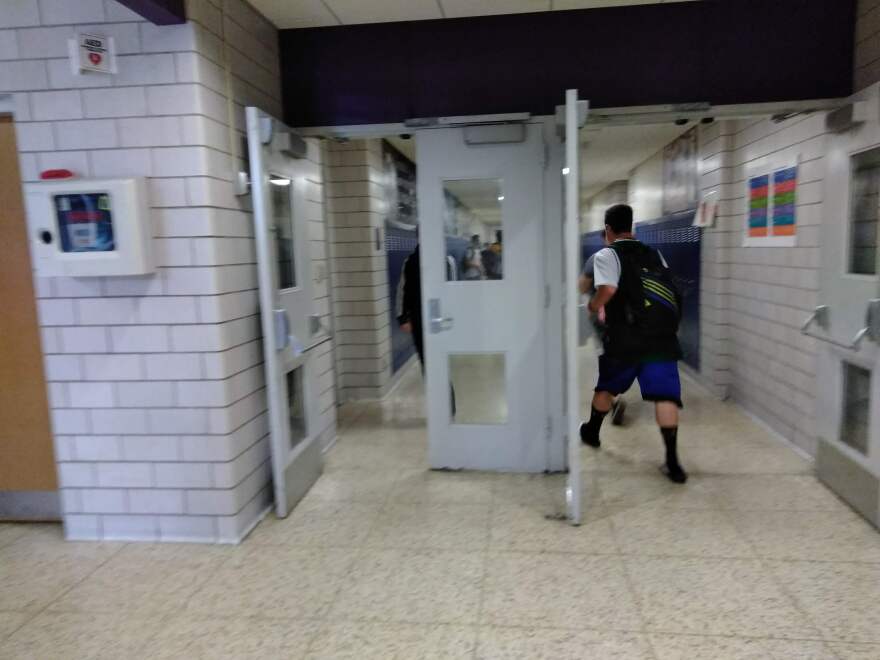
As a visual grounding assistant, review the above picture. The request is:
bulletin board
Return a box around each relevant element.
[662,128,699,215]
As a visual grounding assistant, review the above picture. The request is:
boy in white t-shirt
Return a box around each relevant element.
[581,204,687,484]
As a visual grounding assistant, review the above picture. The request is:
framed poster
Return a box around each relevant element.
[747,174,770,238]
[663,127,699,214]
[381,140,417,230]
[743,156,798,247]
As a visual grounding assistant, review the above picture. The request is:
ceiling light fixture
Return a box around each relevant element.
[269,176,291,186]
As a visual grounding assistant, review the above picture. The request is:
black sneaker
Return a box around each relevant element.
[610,399,627,426]
[660,463,688,484]
[579,422,601,448]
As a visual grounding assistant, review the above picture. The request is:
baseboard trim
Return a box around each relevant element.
[0,490,61,521]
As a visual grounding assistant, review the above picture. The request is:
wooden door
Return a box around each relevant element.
[0,116,57,501]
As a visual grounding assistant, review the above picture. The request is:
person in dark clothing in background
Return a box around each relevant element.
[396,245,424,365]
[396,243,456,414]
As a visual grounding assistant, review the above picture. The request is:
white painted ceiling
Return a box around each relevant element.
[579,122,690,198]
[252,0,696,29]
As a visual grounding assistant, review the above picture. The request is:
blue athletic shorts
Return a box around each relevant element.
[595,356,683,408]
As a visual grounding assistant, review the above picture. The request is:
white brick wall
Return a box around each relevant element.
[696,115,826,455]
[325,139,394,401]
[3,0,335,542]
[583,179,628,232]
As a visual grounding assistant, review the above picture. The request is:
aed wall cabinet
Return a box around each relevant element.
[25,178,153,277]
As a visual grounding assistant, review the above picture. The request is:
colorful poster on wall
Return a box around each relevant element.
[771,165,797,236]
[748,174,770,237]
[744,158,798,247]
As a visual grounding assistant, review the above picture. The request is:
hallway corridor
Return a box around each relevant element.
[2,364,880,659]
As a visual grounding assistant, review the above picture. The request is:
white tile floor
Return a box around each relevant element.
[2,360,880,659]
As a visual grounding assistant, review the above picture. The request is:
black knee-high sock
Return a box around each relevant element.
[586,406,609,433]
[581,406,609,447]
[660,426,687,483]
[661,427,680,467]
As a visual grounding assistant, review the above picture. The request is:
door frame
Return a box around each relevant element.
[296,99,838,481]
[0,99,61,521]
[562,90,589,524]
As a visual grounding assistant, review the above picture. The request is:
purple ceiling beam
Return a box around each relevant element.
[113,0,186,25]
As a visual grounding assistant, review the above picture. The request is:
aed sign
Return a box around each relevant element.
[69,33,116,75]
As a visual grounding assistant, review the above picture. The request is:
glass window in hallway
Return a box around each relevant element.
[850,148,880,275]
[443,179,504,282]
[841,362,871,455]
[448,353,507,424]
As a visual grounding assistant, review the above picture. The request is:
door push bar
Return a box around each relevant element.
[801,300,880,350]
[275,310,333,353]
[273,308,291,350]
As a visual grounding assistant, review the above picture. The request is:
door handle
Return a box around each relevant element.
[428,298,454,334]
[801,300,880,351]
[800,305,829,333]
[273,308,290,350]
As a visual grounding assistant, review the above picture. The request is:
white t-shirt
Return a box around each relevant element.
[593,239,667,288]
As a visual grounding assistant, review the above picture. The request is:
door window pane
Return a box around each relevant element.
[449,353,507,424]
[287,368,306,450]
[840,362,870,455]
[849,149,880,275]
[271,175,296,289]
[443,179,504,281]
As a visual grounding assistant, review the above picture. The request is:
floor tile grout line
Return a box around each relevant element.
[472,475,497,659]
[7,537,132,641]
[298,479,398,658]
[607,515,659,660]
[642,629,870,644]
[719,505,835,652]
[14,604,871,647]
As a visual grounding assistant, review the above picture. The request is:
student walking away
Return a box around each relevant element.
[581,204,687,483]
[396,245,424,364]
[462,234,484,280]
[578,251,626,426]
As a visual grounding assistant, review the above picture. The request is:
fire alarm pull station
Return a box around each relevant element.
[25,177,153,277]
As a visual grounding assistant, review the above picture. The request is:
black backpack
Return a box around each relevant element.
[605,241,682,356]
